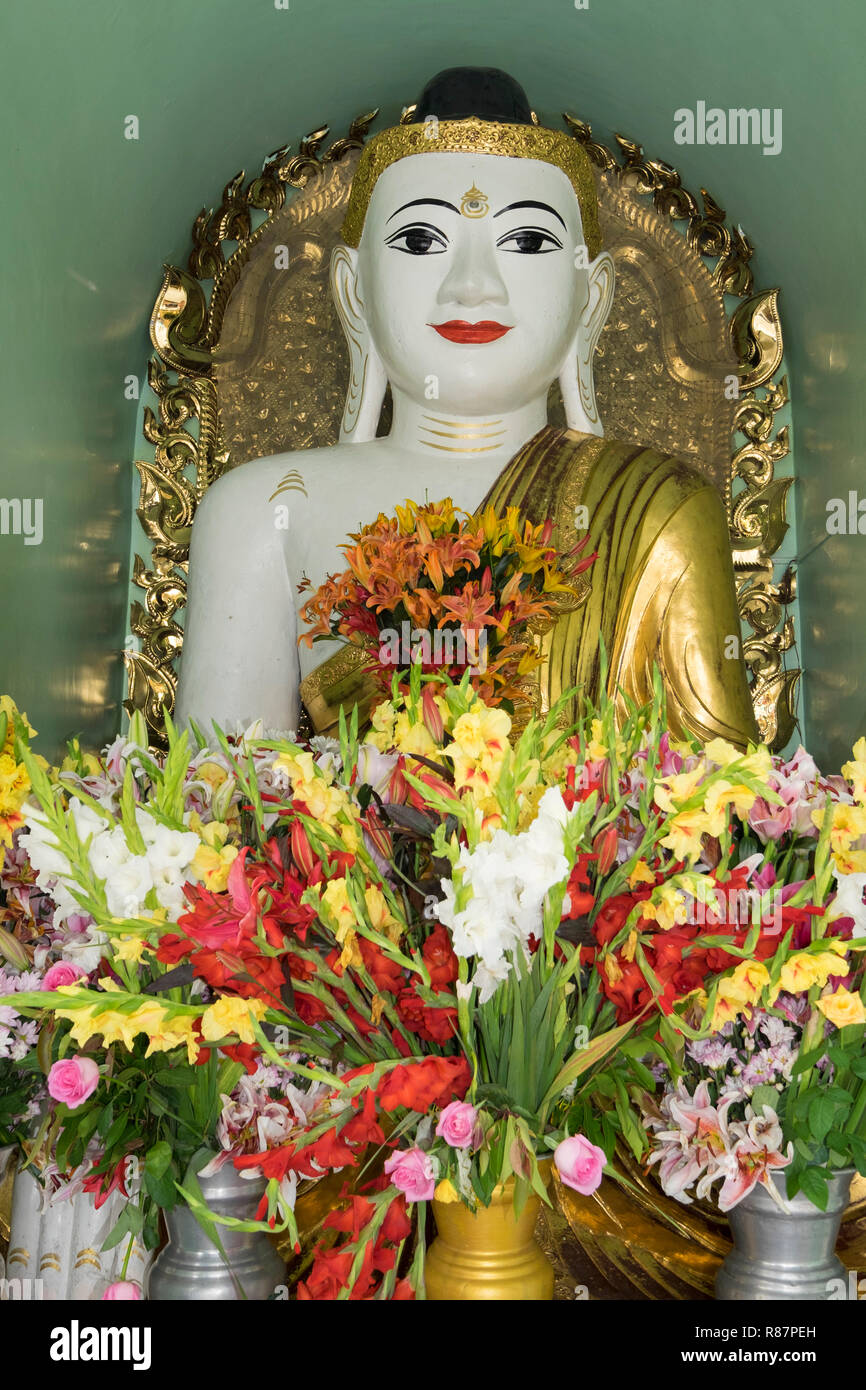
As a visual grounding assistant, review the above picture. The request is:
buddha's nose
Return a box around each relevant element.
[435,235,508,308]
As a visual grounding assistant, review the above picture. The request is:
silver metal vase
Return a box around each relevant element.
[715,1168,854,1301]
[146,1165,286,1301]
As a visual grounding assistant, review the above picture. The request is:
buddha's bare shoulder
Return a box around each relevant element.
[191,441,384,527]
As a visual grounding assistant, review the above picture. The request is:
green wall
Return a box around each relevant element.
[2,0,864,766]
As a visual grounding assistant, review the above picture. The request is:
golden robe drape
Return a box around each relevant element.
[299,426,758,748]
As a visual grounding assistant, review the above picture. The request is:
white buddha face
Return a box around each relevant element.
[351,151,605,417]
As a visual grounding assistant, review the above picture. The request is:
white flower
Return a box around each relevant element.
[68,798,110,844]
[21,812,73,882]
[437,786,574,1000]
[104,855,154,919]
[830,868,866,938]
[61,929,108,974]
[88,825,133,879]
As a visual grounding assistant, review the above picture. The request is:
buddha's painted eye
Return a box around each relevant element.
[385,223,448,255]
[496,227,563,254]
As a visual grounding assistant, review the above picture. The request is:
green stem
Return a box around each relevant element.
[119,1231,135,1282]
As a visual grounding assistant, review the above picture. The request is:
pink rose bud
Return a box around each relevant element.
[435,1100,481,1150]
[47,1056,100,1110]
[383,1146,436,1202]
[554,1133,606,1196]
[102,1281,142,1300]
[42,960,88,991]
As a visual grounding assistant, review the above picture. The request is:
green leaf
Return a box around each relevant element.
[750,1084,779,1115]
[798,1166,830,1211]
[104,1113,129,1151]
[808,1095,839,1143]
[146,1140,173,1180]
[100,1205,132,1252]
[144,1165,177,1208]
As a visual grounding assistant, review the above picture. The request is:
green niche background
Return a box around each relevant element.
[1,0,863,766]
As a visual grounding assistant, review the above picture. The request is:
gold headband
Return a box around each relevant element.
[340,117,602,259]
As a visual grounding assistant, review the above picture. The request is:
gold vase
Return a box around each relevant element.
[425,1169,554,1301]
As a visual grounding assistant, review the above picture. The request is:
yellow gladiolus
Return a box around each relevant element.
[659,809,715,861]
[816,987,866,1029]
[703,778,757,823]
[364,884,403,943]
[771,942,848,1000]
[627,860,656,889]
[642,885,690,932]
[192,835,239,893]
[111,936,154,964]
[366,700,397,752]
[711,960,770,1029]
[704,739,772,781]
[842,738,866,804]
[320,877,357,941]
[653,762,708,814]
[200,995,267,1045]
[392,712,439,759]
[447,706,512,763]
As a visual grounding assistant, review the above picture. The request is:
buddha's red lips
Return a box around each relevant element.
[429,320,513,343]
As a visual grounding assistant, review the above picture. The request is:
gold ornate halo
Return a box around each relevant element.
[126,106,797,759]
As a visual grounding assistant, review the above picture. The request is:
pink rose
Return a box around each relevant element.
[42,960,87,991]
[102,1281,142,1300]
[47,1056,100,1110]
[383,1146,436,1202]
[554,1134,606,1195]
[435,1100,481,1150]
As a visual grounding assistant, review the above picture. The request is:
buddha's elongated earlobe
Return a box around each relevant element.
[330,245,388,443]
[558,251,615,437]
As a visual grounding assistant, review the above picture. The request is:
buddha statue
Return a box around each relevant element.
[175,66,758,747]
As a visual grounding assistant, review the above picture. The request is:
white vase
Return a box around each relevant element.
[5,1165,151,1300]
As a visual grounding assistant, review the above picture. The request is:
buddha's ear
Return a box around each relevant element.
[330,244,388,444]
[559,250,615,437]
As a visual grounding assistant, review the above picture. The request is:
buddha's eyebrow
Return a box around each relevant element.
[492,200,567,230]
[386,198,461,223]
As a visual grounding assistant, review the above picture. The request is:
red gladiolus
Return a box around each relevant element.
[342,1087,385,1147]
[376,1055,471,1114]
[422,924,459,988]
[358,938,405,995]
[381,1193,412,1244]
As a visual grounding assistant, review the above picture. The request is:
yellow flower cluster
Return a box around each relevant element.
[272,749,360,850]
[0,696,37,862]
[654,742,771,862]
[709,940,851,1029]
[55,984,201,1063]
[445,705,541,825]
[190,817,239,892]
[812,799,866,874]
[53,985,270,1061]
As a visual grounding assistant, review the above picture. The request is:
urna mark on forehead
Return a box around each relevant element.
[359,152,585,243]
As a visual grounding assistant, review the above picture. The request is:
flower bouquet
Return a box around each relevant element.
[630,741,866,1215]
[298,497,595,717]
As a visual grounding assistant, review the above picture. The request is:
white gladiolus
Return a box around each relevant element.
[438,787,574,1002]
[88,825,134,879]
[104,855,154,919]
[830,867,866,938]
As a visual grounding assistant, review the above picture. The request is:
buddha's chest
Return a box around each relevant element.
[283,452,505,591]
